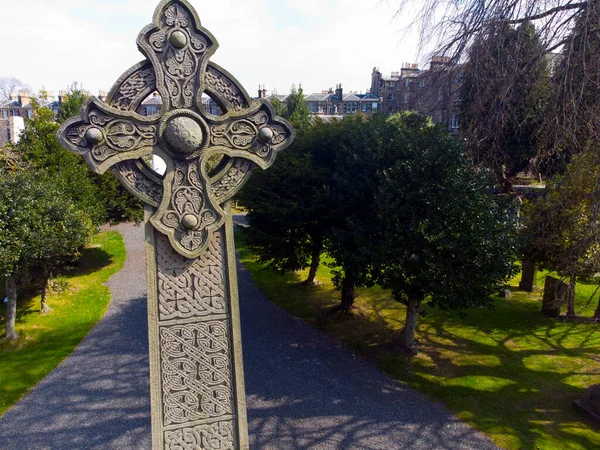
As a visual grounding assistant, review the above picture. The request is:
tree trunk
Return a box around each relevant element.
[305,236,323,285]
[595,296,600,319]
[40,266,52,315]
[400,296,423,354]
[567,274,576,318]
[339,274,355,312]
[5,277,19,340]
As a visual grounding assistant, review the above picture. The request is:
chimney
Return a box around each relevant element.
[336,83,343,100]
[262,85,267,99]
[58,90,67,104]
[258,85,264,99]
[18,90,31,107]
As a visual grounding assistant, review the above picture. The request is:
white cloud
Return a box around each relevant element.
[0,0,419,97]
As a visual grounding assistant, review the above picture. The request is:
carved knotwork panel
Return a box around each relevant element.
[164,421,235,450]
[157,232,226,321]
[138,1,215,111]
[160,320,233,425]
[204,64,249,113]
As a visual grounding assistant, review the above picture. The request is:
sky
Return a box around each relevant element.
[0,0,421,98]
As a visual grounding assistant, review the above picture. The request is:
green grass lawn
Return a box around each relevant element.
[236,230,600,450]
[0,231,126,417]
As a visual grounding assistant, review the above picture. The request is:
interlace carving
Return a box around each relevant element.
[112,67,157,111]
[56,2,296,447]
[160,320,233,425]
[157,232,226,321]
[212,159,253,201]
[164,421,235,450]
[141,3,213,110]
[152,160,224,256]
[115,159,163,206]
[205,66,247,112]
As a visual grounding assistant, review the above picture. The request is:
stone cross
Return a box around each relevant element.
[57,1,295,449]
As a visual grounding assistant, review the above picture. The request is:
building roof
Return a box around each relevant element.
[141,95,163,106]
[342,93,362,102]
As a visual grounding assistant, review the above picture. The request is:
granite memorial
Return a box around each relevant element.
[57,1,295,448]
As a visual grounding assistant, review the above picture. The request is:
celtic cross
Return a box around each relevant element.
[57,1,294,449]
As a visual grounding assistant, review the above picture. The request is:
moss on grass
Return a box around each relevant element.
[0,231,126,417]
[236,229,600,450]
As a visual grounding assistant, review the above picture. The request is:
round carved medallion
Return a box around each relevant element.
[85,127,103,144]
[164,117,204,156]
[181,214,199,230]
[169,30,188,49]
[258,126,274,144]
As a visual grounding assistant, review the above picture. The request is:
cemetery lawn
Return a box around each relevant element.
[236,230,600,450]
[0,231,126,417]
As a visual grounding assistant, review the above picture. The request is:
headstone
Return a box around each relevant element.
[574,384,600,422]
[56,1,295,449]
[518,259,536,292]
[541,276,570,318]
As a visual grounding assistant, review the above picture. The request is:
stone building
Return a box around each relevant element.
[0,89,106,145]
[370,57,464,135]
[261,84,380,118]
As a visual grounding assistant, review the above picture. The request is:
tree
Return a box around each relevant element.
[461,22,549,190]
[0,77,28,101]
[57,82,89,123]
[371,112,518,353]
[13,96,144,225]
[270,92,284,117]
[239,119,341,285]
[522,152,600,318]
[282,84,311,130]
[395,0,597,167]
[540,1,600,166]
[0,172,94,335]
[14,99,107,225]
[324,116,383,311]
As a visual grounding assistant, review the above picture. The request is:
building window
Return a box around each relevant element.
[404,79,409,87]
[388,82,394,88]
[27,109,33,119]
[11,109,19,117]
[309,103,317,113]
[146,105,158,115]
[404,94,409,104]
[387,94,395,102]
[1,110,7,118]
[372,102,378,112]
[455,72,464,82]
[419,80,426,88]
[451,112,460,129]
[362,103,367,112]
[453,91,462,102]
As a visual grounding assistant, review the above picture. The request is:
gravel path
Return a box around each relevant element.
[0,222,497,450]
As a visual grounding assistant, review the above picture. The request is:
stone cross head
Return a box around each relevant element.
[57,0,295,259]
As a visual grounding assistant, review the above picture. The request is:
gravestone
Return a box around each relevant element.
[574,384,600,422]
[56,1,295,448]
[518,259,536,292]
[541,276,570,318]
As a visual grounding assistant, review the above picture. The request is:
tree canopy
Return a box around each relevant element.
[372,112,518,351]
[461,22,549,189]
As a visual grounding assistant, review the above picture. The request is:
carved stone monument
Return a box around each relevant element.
[57,1,295,448]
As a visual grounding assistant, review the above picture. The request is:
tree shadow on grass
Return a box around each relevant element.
[253,266,600,449]
[2,245,113,326]
[404,303,600,449]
